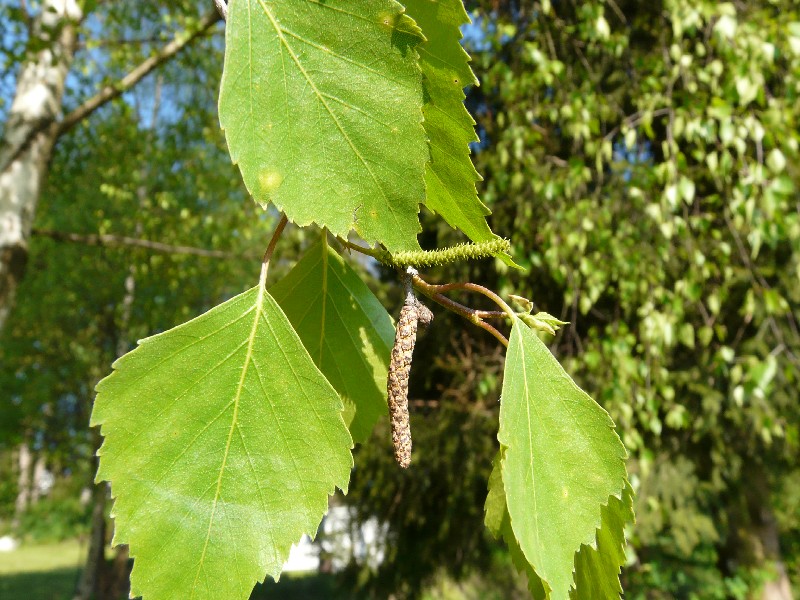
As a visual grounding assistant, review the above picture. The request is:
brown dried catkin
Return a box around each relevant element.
[388,269,434,468]
[388,300,418,468]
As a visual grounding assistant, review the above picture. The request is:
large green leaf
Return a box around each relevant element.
[498,318,628,599]
[402,0,495,244]
[218,0,428,252]
[571,481,634,600]
[91,284,353,600]
[270,237,393,443]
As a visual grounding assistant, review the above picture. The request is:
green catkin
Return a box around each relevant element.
[383,237,511,268]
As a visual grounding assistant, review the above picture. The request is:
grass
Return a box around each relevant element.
[0,539,84,600]
[0,539,348,600]
[0,539,517,599]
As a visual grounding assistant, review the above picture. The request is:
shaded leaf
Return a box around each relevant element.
[270,237,393,443]
[498,318,628,599]
[91,284,353,600]
[218,0,428,252]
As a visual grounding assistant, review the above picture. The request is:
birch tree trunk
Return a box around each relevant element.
[0,0,82,333]
[0,5,219,335]
[30,452,48,504]
[12,440,32,529]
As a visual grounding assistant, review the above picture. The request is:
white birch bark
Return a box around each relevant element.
[0,0,82,332]
[12,440,32,528]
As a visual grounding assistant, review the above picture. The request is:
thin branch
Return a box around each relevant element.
[415,279,516,318]
[56,9,222,138]
[259,214,289,286]
[428,292,509,347]
[75,36,176,51]
[33,228,240,258]
[411,277,509,347]
[19,0,32,28]
[473,310,507,319]
[338,238,389,262]
[606,0,627,24]
[603,107,672,142]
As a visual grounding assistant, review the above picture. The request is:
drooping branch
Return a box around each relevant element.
[56,10,222,138]
[33,228,239,258]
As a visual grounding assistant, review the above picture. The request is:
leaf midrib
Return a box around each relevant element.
[191,282,267,596]
[515,323,544,569]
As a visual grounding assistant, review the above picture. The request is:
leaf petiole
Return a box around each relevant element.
[259,213,288,286]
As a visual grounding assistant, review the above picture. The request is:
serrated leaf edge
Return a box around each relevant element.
[568,479,635,598]
[502,475,631,598]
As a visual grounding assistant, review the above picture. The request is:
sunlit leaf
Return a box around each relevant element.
[571,481,634,600]
[485,448,548,599]
[498,318,628,599]
[219,0,428,252]
[92,284,353,600]
[403,0,498,246]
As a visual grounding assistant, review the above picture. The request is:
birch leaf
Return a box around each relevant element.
[498,318,628,599]
[403,0,497,245]
[219,0,428,252]
[91,284,353,600]
[571,481,634,600]
[485,448,548,599]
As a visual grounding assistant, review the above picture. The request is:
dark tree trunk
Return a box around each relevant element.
[73,466,108,600]
[723,469,794,600]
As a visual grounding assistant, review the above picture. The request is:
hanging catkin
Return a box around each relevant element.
[387,270,433,468]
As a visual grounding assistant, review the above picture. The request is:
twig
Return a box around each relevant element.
[259,214,289,286]
[33,228,240,258]
[414,279,516,318]
[338,238,386,262]
[56,10,222,138]
[340,238,512,346]
[411,278,509,347]
[603,107,672,142]
[19,0,32,28]
[75,36,178,50]
[605,0,627,24]
[214,0,228,21]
